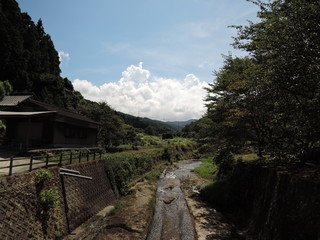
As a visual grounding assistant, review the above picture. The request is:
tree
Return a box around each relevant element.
[0,80,12,100]
[233,0,320,157]
[203,0,320,160]
[77,100,127,148]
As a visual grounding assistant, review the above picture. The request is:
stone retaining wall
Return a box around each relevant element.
[0,159,115,239]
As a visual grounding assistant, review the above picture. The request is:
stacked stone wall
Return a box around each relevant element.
[62,160,116,230]
[0,159,115,239]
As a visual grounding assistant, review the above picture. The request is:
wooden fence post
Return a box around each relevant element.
[79,151,82,163]
[69,152,73,164]
[29,155,33,172]
[93,152,96,160]
[45,154,49,168]
[59,153,63,166]
[9,156,14,176]
[87,152,89,162]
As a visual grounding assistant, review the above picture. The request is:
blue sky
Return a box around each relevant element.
[16,0,259,121]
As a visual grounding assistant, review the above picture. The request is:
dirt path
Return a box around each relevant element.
[0,157,51,174]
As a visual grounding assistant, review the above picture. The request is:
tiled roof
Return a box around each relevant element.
[29,99,100,125]
[0,95,32,106]
[0,95,99,125]
[0,111,56,117]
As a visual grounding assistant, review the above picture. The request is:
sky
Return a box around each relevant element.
[16,0,259,121]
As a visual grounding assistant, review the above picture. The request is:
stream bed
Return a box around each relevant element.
[147,160,245,240]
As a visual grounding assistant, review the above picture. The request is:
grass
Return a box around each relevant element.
[193,158,217,180]
[235,153,260,161]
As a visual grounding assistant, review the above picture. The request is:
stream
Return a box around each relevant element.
[147,160,201,240]
[147,160,245,240]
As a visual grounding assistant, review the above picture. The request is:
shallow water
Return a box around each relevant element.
[147,160,202,240]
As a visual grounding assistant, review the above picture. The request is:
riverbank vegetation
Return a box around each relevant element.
[103,136,196,195]
[183,0,320,166]
[184,2,320,238]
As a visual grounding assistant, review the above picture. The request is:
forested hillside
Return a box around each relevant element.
[0,0,193,147]
[0,0,83,110]
[0,0,130,147]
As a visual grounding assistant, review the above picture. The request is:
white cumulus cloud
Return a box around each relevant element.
[58,51,71,64]
[72,62,208,121]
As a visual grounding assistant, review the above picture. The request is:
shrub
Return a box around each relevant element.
[104,149,164,195]
[40,188,59,209]
[36,168,52,184]
[213,148,235,180]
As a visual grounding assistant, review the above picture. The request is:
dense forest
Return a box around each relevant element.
[0,0,186,148]
[183,0,320,166]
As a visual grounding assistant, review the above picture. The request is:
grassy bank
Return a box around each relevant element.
[103,137,196,195]
[193,158,217,180]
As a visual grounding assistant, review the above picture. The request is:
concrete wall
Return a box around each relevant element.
[208,164,320,240]
[0,159,115,239]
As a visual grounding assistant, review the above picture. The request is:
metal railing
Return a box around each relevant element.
[0,151,102,176]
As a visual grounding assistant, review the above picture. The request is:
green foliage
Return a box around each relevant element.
[162,132,174,139]
[0,0,84,110]
[104,149,164,195]
[200,160,258,213]
[143,165,164,181]
[104,141,194,195]
[0,120,5,131]
[213,148,235,180]
[39,188,59,209]
[0,80,12,100]
[193,158,217,180]
[36,168,52,184]
[116,111,178,135]
[235,153,259,162]
[76,100,129,148]
[201,0,320,161]
[162,148,171,162]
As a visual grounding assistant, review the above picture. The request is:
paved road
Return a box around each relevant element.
[0,150,50,175]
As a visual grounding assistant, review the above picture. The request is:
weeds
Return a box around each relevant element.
[39,188,59,209]
[36,169,52,184]
[194,158,217,180]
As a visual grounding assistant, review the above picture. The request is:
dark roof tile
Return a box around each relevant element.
[0,95,32,106]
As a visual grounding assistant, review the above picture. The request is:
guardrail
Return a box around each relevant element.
[0,151,102,176]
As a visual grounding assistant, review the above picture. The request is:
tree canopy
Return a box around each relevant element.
[203,0,320,160]
[0,0,82,110]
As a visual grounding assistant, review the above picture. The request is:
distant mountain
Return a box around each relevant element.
[116,112,173,130]
[165,119,197,131]
[116,112,197,132]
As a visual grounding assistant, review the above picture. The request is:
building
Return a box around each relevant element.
[0,94,99,149]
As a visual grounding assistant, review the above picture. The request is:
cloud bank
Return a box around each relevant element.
[72,63,208,121]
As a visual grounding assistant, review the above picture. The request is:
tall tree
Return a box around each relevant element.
[234,0,320,155]
[0,0,81,110]
[204,0,320,159]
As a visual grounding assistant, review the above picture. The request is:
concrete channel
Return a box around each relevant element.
[147,160,202,240]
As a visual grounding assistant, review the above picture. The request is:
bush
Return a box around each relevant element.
[162,148,171,161]
[213,148,235,180]
[104,149,164,195]
[40,188,59,209]
[36,168,52,184]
